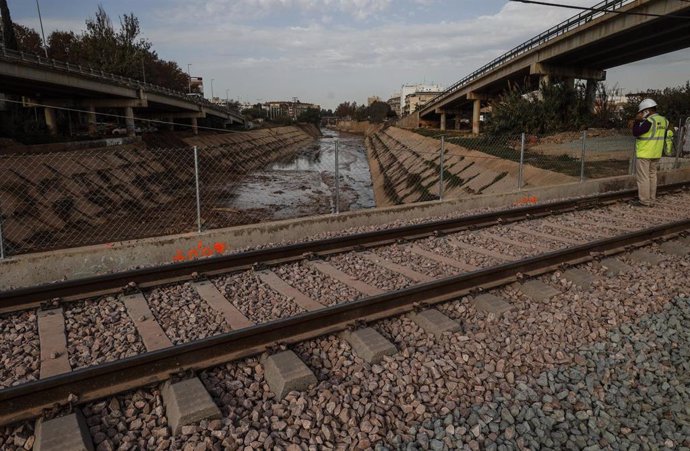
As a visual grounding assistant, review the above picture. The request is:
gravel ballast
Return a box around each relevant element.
[272,262,362,306]
[147,283,231,345]
[64,297,146,370]
[0,311,39,389]
[1,193,689,450]
[213,271,305,323]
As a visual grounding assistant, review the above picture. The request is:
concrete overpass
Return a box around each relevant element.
[0,47,245,136]
[415,0,690,134]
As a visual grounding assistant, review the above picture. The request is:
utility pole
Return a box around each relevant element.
[35,0,48,58]
[210,78,214,100]
[187,63,192,93]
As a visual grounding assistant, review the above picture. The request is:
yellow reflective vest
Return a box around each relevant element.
[636,113,670,159]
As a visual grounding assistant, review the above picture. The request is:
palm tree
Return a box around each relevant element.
[0,0,19,50]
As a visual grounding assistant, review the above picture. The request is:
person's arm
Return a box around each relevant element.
[632,119,651,137]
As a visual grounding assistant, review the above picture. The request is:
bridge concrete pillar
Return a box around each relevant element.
[440,111,446,131]
[472,99,481,135]
[454,111,462,130]
[540,74,551,87]
[124,106,135,137]
[585,79,597,114]
[191,117,199,135]
[44,107,58,136]
[87,106,97,136]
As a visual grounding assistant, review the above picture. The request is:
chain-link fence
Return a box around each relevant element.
[1,122,689,258]
[0,129,377,257]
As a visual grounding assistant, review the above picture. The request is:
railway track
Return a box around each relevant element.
[1,185,689,443]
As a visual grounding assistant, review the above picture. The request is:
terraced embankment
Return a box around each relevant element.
[0,125,320,254]
[366,127,576,207]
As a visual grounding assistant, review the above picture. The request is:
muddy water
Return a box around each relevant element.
[226,129,374,221]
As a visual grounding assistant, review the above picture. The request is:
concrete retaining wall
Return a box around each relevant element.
[333,121,382,136]
[3,166,690,290]
[366,127,575,207]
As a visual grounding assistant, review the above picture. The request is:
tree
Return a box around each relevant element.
[623,82,690,127]
[13,23,42,53]
[297,108,321,126]
[48,31,80,61]
[367,101,391,123]
[487,81,592,134]
[244,106,267,120]
[335,101,357,118]
[354,104,368,121]
[0,0,18,50]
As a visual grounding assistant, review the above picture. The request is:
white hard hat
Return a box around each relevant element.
[638,98,657,112]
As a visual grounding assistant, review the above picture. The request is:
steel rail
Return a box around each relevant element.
[1,182,688,312]
[0,216,688,426]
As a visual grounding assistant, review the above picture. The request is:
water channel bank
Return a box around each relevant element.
[224,128,375,222]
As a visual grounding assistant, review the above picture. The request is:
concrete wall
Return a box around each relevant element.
[3,166,690,290]
[333,121,382,136]
[397,112,420,129]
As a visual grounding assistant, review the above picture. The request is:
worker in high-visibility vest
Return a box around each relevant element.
[631,98,672,207]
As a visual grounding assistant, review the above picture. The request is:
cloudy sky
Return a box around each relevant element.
[8,0,690,109]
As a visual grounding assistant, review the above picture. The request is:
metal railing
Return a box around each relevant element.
[0,46,243,120]
[420,0,635,113]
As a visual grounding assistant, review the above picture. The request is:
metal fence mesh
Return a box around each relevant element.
[1,122,689,257]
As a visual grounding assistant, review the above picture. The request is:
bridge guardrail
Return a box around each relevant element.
[0,46,243,120]
[421,0,634,112]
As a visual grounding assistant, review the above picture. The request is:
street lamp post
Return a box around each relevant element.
[35,0,48,58]
[210,78,214,100]
[187,64,192,93]
[226,89,229,109]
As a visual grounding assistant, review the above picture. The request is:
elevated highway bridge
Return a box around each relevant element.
[413,0,690,134]
[0,47,245,136]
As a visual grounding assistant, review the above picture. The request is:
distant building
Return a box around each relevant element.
[387,94,401,118]
[400,83,443,116]
[398,83,444,117]
[368,96,382,106]
[262,100,321,120]
[388,83,444,117]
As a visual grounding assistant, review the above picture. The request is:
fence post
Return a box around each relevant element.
[334,140,340,214]
[630,152,636,176]
[439,135,445,201]
[0,211,4,260]
[518,133,525,190]
[193,146,202,234]
[580,130,587,182]
[674,121,683,170]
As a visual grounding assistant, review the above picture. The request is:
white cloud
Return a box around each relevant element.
[163,0,392,21]
[149,0,593,72]
[27,0,690,108]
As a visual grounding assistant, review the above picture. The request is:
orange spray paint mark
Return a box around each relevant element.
[172,241,228,262]
[514,196,538,206]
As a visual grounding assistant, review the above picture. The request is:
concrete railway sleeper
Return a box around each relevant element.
[0,212,689,438]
